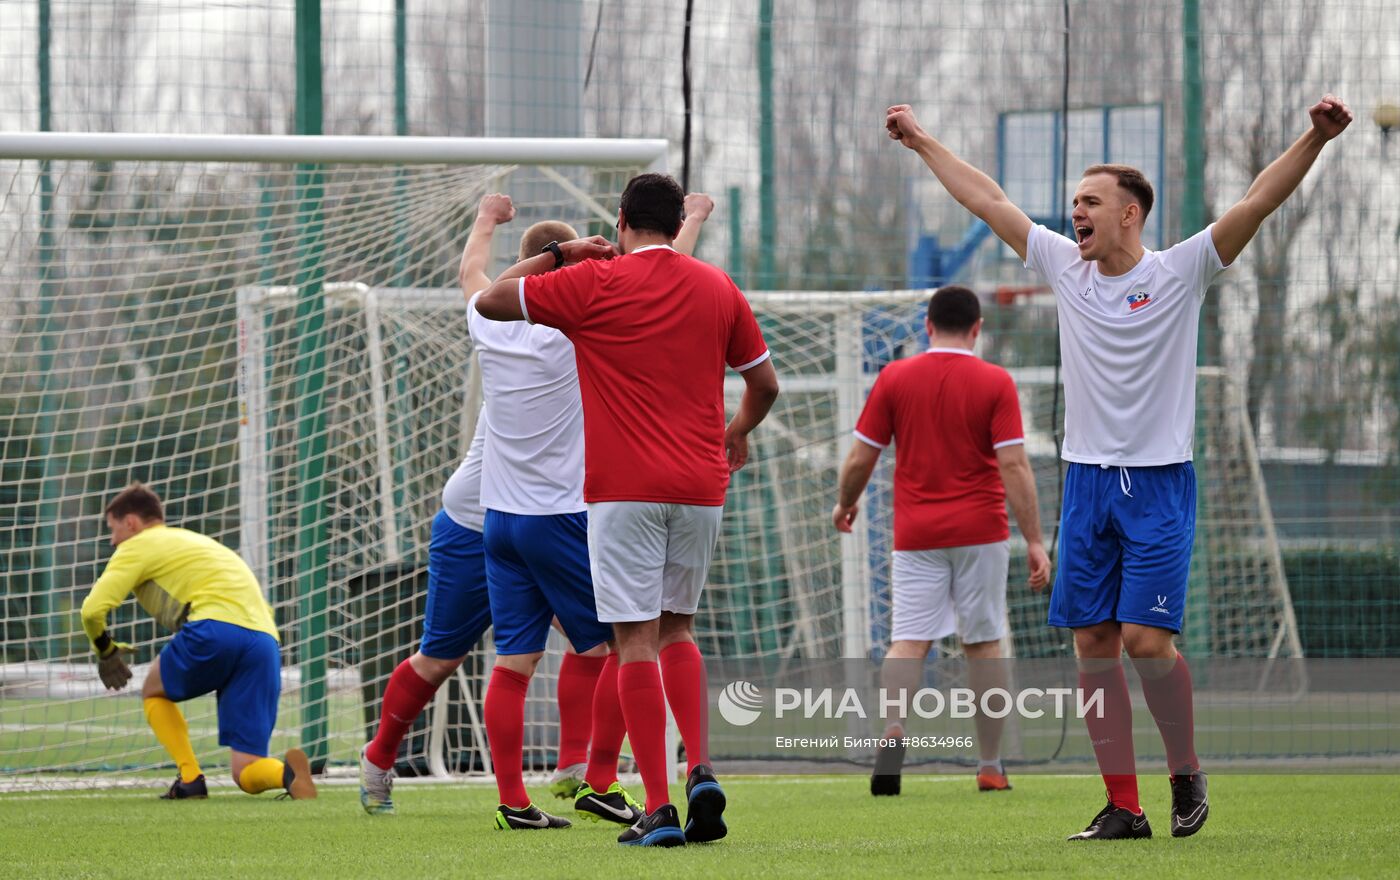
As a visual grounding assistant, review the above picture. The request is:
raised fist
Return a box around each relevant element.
[1309,95,1353,141]
[684,192,715,222]
[477,193,515,225]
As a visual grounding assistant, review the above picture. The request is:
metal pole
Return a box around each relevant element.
[1181,0,1206,241]
[1182,0,1218,368]
[394,0,408,137]
[34,0,64,661]
[1182,0,1213,659]
[728,185,743,285]
[391,0,410,281]
[292,0,331,771]
[756,0,776,289]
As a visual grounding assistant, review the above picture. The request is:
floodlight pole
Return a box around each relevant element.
[292,0,332,772]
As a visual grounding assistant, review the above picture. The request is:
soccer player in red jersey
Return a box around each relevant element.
[477,173,779,847]
[833,286,1051,796]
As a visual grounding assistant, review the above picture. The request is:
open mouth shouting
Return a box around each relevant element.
[1074,223,1095,251]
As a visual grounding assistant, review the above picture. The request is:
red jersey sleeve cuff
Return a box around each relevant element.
[518,277,533,324]
[992,437,1025,450]
[853,430,888,450]
[734,349,771,372]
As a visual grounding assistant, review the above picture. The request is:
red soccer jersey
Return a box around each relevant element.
[854,348,1025,551]
[521,245,769,505]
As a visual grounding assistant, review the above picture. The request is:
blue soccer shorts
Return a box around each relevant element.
[159,618,281,756]
[483,509,612,656]
[418,509,493,659]
[1048,462,1195,633]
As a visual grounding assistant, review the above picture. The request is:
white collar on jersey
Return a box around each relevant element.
[925,346,975,356]
[630,244,676,254]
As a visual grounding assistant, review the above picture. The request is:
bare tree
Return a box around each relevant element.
[1208,0,1326,439]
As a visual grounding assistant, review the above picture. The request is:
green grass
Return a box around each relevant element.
[2,774,1396,879]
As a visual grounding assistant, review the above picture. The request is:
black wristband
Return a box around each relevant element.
[94,631,113,655]
[542,240,565,269]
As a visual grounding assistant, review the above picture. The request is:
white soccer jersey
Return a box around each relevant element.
[1024,223,1230,467]
[440,409,487,532]
[466,292,586,515]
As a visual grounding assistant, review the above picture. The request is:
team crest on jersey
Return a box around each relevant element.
[1126,291,1152,311]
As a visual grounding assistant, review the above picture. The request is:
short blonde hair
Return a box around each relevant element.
[519,221,580,261]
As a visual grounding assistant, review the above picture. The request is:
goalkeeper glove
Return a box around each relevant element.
[93,634,134,691]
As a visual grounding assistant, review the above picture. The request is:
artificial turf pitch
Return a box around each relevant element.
[2,774,1394,879]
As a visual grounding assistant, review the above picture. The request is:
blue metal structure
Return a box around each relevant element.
[908,104,1165,288]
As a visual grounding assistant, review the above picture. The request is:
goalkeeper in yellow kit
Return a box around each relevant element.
[79,483,316,801]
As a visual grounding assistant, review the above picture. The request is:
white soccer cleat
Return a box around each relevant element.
[359,745,396,816]
[549,762,588,799]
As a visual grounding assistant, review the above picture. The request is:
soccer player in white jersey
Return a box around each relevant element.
[468,192,718,832]
[886,96,1352,840]
[354,198,511,816]
[357,194,605,815]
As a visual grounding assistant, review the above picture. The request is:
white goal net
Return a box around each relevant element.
[0,133,662,788]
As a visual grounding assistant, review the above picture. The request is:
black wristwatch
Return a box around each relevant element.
[542,240,565,269]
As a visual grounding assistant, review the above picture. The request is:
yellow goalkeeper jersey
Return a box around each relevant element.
[80,524,278,644]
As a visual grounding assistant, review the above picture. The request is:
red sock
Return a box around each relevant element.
[1140,653,1199,773]
[659,641,710,773]
[1080,664,1139,813]
[617,660,670,813]
[556,652,607,769]
[584,654,625,792]
[366,658,440,770]
[484,666,532,809]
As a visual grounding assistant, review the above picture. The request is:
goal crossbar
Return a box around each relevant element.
[0,132,669,168]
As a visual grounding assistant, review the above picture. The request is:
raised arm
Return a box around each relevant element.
[886,104,1034,261]
[457,193,516,298]
[1211,95,1352,267]
[831,439,882,532]
[995,444,1051,590]
[673,192,715,257]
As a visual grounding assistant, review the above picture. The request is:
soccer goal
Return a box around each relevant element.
[0,132,664,790]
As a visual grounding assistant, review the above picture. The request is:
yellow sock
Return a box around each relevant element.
[237,757,286,794]
[142,697,201,783]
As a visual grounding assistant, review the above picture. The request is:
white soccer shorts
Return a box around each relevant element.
[890,541,1010,645]
[587,501,724,623]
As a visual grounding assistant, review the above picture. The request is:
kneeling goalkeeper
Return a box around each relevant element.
[80,482,316,801]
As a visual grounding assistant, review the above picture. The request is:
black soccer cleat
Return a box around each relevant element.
[1170,767,1209,838]
[494,803,572,830]
[1067,801,1152,840]
[870,739,906,796]
[574,782,643,826]
[617,803,686,847]
[159,774,209,800]
[683,764,728,843]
